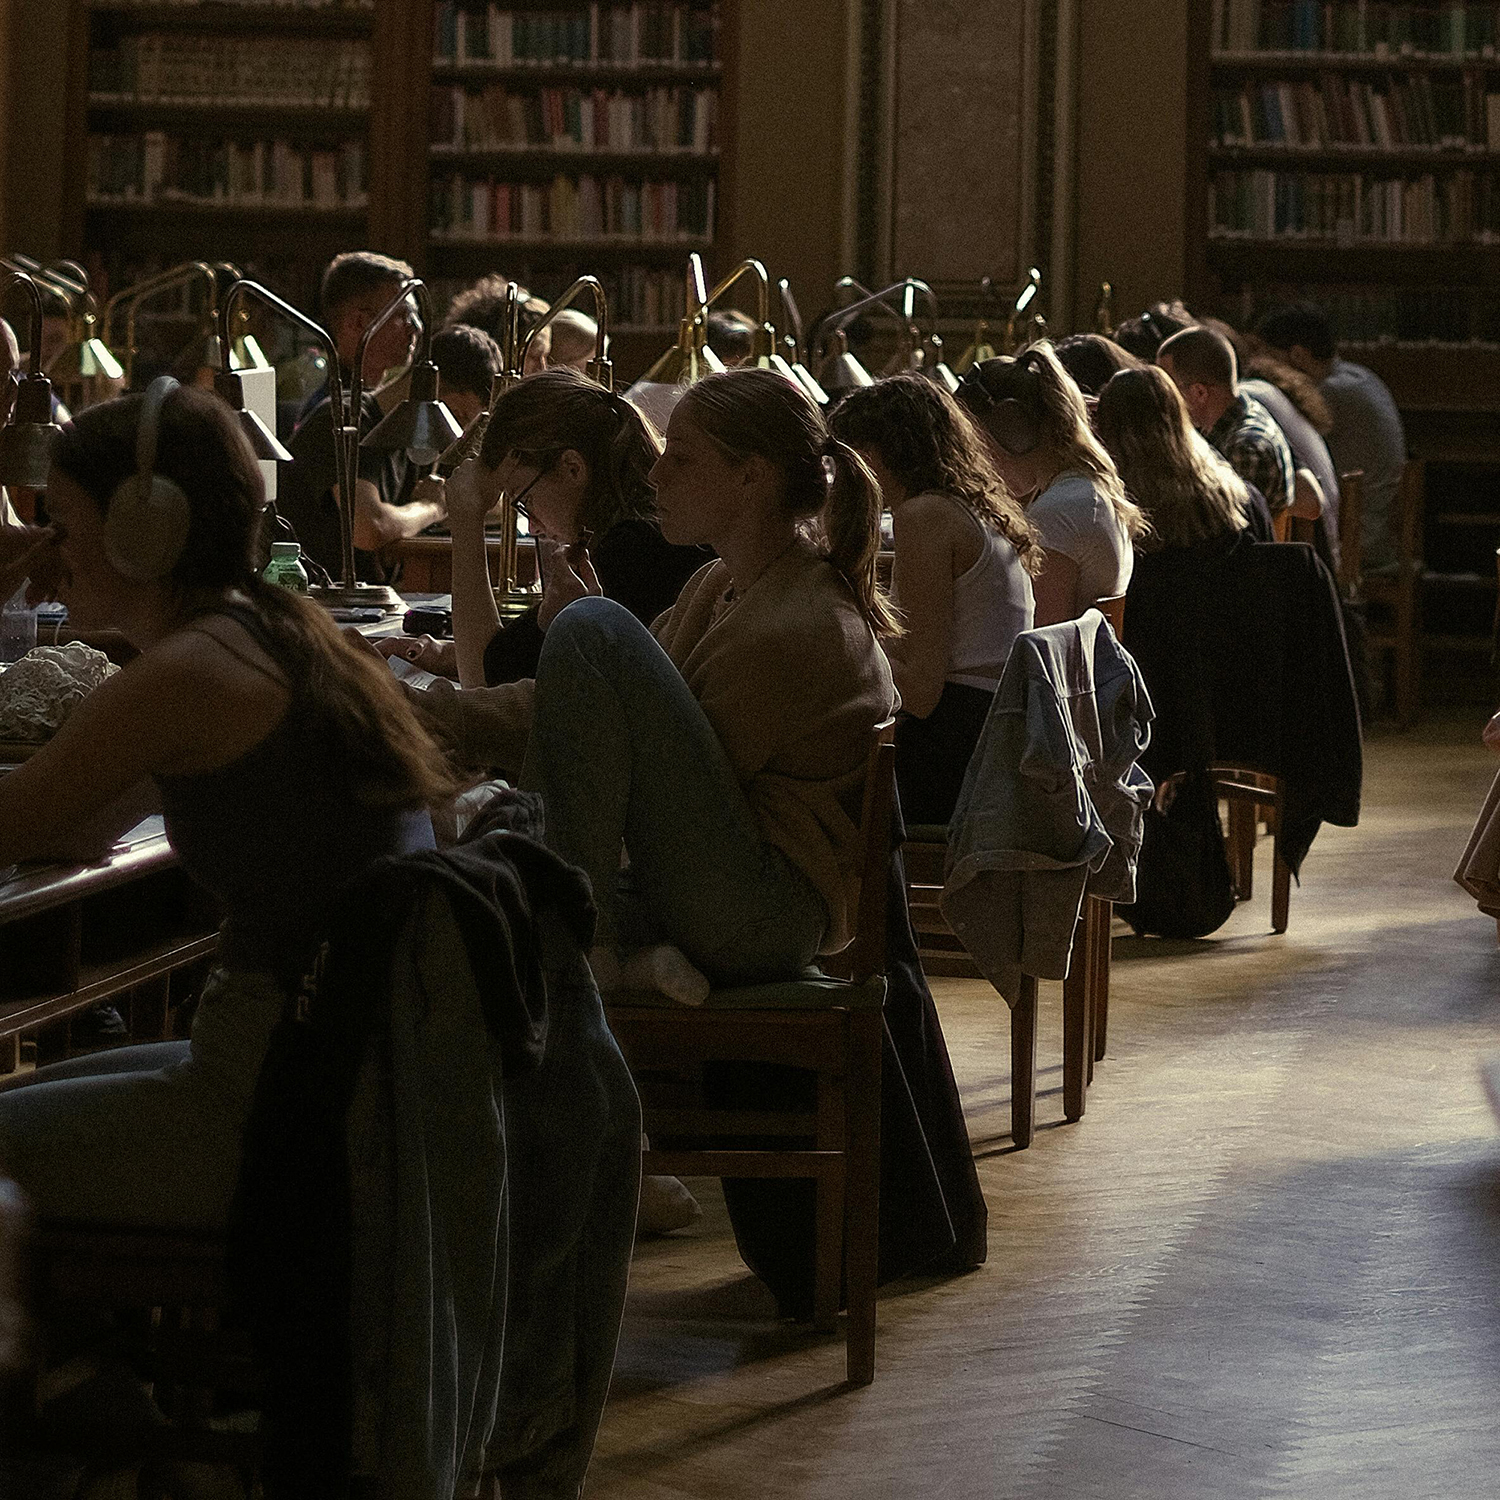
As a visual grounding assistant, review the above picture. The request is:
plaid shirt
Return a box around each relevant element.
[1208,393,1295,517]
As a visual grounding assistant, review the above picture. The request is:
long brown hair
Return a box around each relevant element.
[1095,365,1248,551]
[678,367,901,636]
[829,372,1042,576]
[478,367,661,537]
[51,386,455,808]
[959,341,1148,540]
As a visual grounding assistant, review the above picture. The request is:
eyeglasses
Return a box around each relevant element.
[508,467,545,520]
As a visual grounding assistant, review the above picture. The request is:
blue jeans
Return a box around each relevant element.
[519,596,826,985]
[0,968,285,1229]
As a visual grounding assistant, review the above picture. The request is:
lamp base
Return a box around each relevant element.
[309,581,405,615]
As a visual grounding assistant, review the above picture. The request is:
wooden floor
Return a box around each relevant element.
[591,714,1500,1499]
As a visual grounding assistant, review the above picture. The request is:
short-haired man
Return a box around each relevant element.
[1257,304,1406,572]
[429,323,503,431]
[1157,324,1296,525]
[281,251,445,586]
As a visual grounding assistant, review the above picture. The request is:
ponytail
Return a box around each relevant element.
[679,367,901,638]
[821,436,902,637]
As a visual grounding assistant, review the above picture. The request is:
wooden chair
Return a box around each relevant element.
[905,598,1128,1145]
[1341,460,1424,725]
[606,723,897,1387]
[1214,767,1292,934]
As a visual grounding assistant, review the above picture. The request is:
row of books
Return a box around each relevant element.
[1242,281,1500,339]
[98,2,371,10]
[429,170,713,241]
[1212,73,1500,147]
[1212,0,1500,55]
[431,266,689,328]
[1209,165,1500,239]
[430,83,716,153]
[88,36,370,108]
[87,131,367,209]
[433,3,717,67]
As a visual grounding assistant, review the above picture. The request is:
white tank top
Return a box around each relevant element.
[936,495,1036,691]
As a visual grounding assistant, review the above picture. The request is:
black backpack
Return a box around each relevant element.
[1119,768,1237,939]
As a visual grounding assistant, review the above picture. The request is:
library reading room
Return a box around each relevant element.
[2,2,1500,1496]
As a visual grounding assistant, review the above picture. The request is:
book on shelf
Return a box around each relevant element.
[1213,72,1500,148]
[1212,1,1500,57]
[88,130,368,209]
[1233,279,1500,339]
[430,81,716,152]
[433,3,718,69]
[430,169,713,240]
[88,35,371,108]
[1209,163,1500,240]
[95,2,372,11]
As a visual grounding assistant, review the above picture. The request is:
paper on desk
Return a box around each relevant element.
[386,655,439,692]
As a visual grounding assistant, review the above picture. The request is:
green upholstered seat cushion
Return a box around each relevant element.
[609,974,886,1013]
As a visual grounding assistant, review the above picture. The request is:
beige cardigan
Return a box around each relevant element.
[417,540,895,953]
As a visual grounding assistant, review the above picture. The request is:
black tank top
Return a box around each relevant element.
[153,602,435,981]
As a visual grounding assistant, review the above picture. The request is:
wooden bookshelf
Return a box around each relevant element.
[1191,1,1500,655]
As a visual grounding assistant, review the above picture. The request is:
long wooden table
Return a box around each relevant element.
[0,818,218,1075]
[393,532,539,594]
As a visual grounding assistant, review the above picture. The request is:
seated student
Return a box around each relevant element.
[1157,324,1295,531]
[1095,364,1251,564]
[707,308,756,366]
[830,372,1041,823]
[1111,299,1193,362]
[1256,302,1406,573]
[280,252,446,585]
[519,366,898,989]
[955,342,1144,625]
[545,307,600,373]
[429,322,502,432]
[388,368,709,689]
[0,383,447,1231]
[444,273,551,373]
[1055,331,1143,399]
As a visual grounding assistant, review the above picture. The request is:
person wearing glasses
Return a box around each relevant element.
[279,252,447,587]
[385,368,709,695]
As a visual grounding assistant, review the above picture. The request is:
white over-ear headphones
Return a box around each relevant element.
[102,375,192,581]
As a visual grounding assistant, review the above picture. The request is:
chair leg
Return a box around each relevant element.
[1011,976,1038,1149]
[843,1010,882,1387]
[1395,585,1422,727]
[1271,850,1291,935]
[813,1073,844,1333]
[1091,896,1111,1066]
[1063,914,1088,1123]
[1228,798,1255,900]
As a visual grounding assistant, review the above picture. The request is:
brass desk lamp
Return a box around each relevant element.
[0,271,62,490]
[1003,268,1042,354]
[701,258,803,392]
[815,277,935,394]
[776,278,828,404]
[521,274,612,390]
[955,277,999,375]
[103,261,220,388]
[217,279,366,607]
[1095,281,1115,337]
[212,265,271,371]
[624,252,723,431]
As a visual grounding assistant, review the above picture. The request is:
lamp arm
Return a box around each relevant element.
[222,279,351,582]
[519,274,611,379]
[703,258,772,330]
[0,273,46,378]
[777,279,806,361]
[104,261,218,385]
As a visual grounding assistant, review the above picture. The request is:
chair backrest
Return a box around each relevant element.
[1092,594,1126,640]
[841,719,898,984]
[1272,509,1293,544]
[1395,457,1424,576]
[1337,468,1363,594]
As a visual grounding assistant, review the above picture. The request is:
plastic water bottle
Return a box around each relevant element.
[0,587,36,664]
[262,541,308,593]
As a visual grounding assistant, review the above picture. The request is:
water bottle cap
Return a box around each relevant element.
[270,542,302,561]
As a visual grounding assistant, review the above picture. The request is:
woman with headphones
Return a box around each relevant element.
[956,342,1147,625]
[0,379,450,1230]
